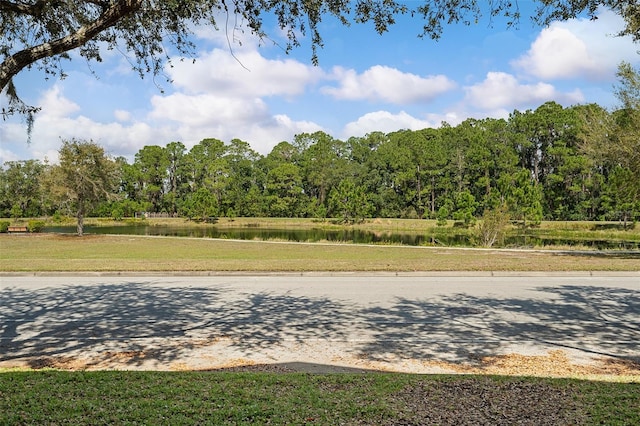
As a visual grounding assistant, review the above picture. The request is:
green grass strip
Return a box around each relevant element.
[2,234,640,272]
[1,371,638,425]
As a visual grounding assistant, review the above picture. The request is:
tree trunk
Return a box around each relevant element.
[416,165,422,218]
[77,204,85,237]
[485,169,491,196]
[431,176,436,215]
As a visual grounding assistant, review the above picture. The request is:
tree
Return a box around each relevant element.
[578,63,640,224]
[578,64,640,168]
[0,159,45,217]
[386,129,448,219]
[298,131,348,211]
[477,203,510,248]
[134,145,169,212]
[164,141,188,215]
[452,190,478,227]
[180,187,218,221]
[186,138,229,209]
[224,138,264,217]
[499,169,543,228]
[345,132,388,217]
[55,139,118,236]
[328,179,372,223]
[3,1,636,123]
[611,62,640,172]
[606,166,640,227]
[459,118,518,212]
[265,163,304,217]
[608,62,640,225]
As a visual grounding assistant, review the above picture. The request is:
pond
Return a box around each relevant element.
[44,225,640,250]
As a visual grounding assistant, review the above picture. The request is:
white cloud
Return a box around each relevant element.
[140,45,328,153]
[1,115,64,164]
[0,147,20,164]
[341,110,437,138]
[225,115,324,153]
[323,65,456,104]
[168,48,322,97]
[1,86,169,162]
[1,48,323,163]
[40,85,81,118]
[513,9,638,80]
[464,72,584,110]
[150,92,270,126]
[148,92,323,154]
[114,109,132,122]
[423,111,465,127]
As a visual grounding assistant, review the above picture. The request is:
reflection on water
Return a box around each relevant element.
[44,225,640,250]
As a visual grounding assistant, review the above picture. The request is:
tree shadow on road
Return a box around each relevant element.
[1,281,228,368]
[203,291,357,351]
[357,284,640,365]
[0,280,358,369]
[1,280,638,370]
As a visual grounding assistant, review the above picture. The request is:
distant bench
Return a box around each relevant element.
[7,226,28,233]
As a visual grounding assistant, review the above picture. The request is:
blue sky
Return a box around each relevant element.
[1,5,638,164]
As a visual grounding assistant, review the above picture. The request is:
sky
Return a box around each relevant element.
[1,4,638,164]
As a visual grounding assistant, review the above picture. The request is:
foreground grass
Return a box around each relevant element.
[2,233,640,272]
[1,371,638,425]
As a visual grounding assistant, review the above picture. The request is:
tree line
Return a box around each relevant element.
[2,88,639,231]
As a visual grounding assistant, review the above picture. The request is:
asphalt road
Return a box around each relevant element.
[1,274,638,373]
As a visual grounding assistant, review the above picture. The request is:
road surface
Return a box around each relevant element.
[1,274,638,374]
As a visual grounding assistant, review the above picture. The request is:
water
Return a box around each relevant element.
[45,225,445,245]
[43,225,640,250]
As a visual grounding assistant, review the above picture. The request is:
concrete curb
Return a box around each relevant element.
[2,270,639,278]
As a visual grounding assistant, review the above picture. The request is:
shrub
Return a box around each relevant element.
[52,211,64,223]
[27,220,46,233]
[477,204,510,248]
[436,206,449,227]
[0,221,9,233]
[111,205,125,221]
[10,204,22,219]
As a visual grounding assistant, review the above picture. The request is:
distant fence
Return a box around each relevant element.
[134,212,176,219]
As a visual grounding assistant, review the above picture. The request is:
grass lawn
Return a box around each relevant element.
[1,371,638,425]
[1,233,640,272]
